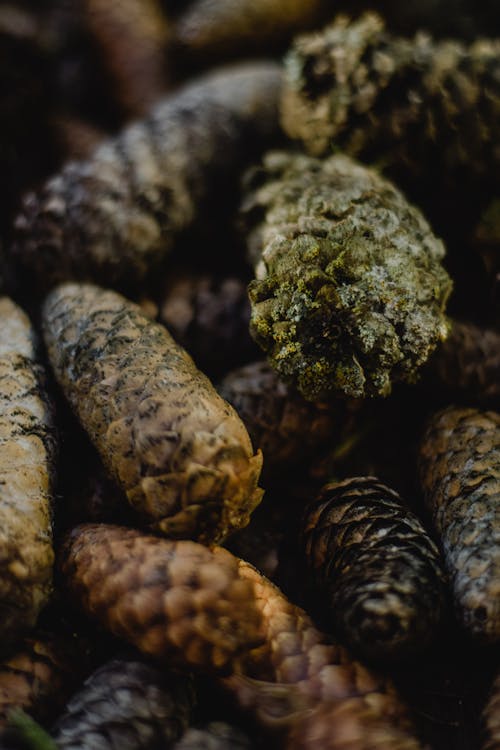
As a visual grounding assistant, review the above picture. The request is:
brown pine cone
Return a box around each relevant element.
[425,319,500,405]
[59,524,264,675]
[0,633,86,727]
[301,477,447,662]
[12,62,281,294]
[42,283,263,544]
[482,670,500,750]
[418,407,500,643]
[83,0,171,118]
[52,656,195,750]
[160,275,258,378]
[218,361,356,477]
[0,297,57,643]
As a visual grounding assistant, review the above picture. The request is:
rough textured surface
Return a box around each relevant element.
[482,670,500,750]
[0,296,57,642]
[419,407,500,643]
[52,656,195,750]
[301,477,447,662]
[0,633,84,727]
[426,319,500,405]
[225,560,415,739]
[160,274,258,378]
[42,284,263,544]
[243,151,451,400]
[282,13,500,184]
[174,0,327,60]
[83,0,171,117]
[173,722,253,750]
[12,62,282,293]
[286,700,422,750]
[60,524,264,674]
[218,361,362,476]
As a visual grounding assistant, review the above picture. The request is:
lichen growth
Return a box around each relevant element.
[243,151,451,400]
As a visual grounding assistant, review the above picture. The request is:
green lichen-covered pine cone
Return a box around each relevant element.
[243,151,451,400]
[42,283,263,544]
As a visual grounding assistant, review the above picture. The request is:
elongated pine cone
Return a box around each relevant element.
[419,407,500,643]
[226,561,415,733]
[243,150,451,400]
[301,477,447,661]
[60,524,264,674]
[12,62,281,293]
[282,13,500,186]
[42,283,263,544]
[52,655,195,749]
[0,296,57,642]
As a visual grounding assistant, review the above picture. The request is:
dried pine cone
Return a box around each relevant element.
[52,656,195,749]
[301,477,447,661]
[42,283,263,544]
[60,524,264,675]
[83,0,171,118]
[282,13,500,187]
[218,361,356,476]
[419,407,500,643]
[0,297,57,643]
[243,150,451,400]
[12,62,281,294]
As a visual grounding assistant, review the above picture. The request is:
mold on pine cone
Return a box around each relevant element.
[242,151,451,400]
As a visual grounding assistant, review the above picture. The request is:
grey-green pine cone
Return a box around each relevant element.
[243,151,451,400]
[301,477,447,661]
[281,13,500,186]
[52,656,195,750]
[418,407,500,643]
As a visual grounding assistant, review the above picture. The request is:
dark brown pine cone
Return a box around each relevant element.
[300,477,447,662]
[52,655,195,749]
[482,669,500,750]
[173,722,253,749]
[418,407,500,643]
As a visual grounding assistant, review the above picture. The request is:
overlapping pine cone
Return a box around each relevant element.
[223,560,420,749]
[42,283,263,544]
[59,524,264,675]
[300,477,447,662]
[419,407,500,643]
[52,655,195,750]
[0,297,57,643]
[218,361,359,477]
[173,722,254,750]
[11,61,281,293]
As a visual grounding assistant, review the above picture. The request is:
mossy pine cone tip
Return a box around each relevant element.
[245,152,452,400]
